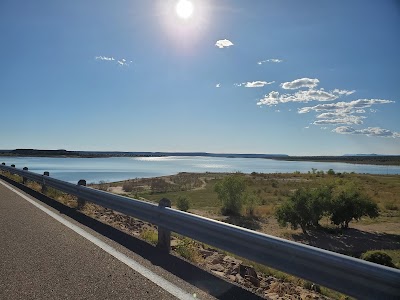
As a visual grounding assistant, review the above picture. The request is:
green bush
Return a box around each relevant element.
[214,174,246,216]
[329,186,378,228]
[176,196,190,212]
[275,187,331,233]
[175,237,201,263]
[361,251,396,268]
[245,192,259,216]
[140,228,158,246]
[276,183,379,232]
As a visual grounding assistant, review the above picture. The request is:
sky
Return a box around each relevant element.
[1,0,399,155]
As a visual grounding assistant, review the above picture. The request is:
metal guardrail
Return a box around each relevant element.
[1,163,399,299]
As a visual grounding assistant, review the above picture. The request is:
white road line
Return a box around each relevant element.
[0,180,197,300]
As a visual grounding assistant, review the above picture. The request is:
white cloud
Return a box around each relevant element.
[216,83,221,88]
[117,58,132,66]
[215,39,234,48]
[331,89,356,96]
[96,56,132,66]
[355,109,366,114]
[258,58,283,65]
[281,78,319,90]
[333,126,400,138]
[243,81,275,88]
[257,89,338,106]
[257,91,280,106]
[313,115,365,125]
[298,99,394,114]
[280,89,338,102]
[95,56,115,61]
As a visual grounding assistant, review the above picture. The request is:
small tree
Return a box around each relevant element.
[276,187,332,233]
[214,174,246,215]
[177,196,190,212]
[330,186,378,228]
[245,192,259,216]
[327,169,335,175]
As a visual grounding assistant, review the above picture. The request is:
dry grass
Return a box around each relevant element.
[139,228,158,246]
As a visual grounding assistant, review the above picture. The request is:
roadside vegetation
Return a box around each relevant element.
[1,168,399,299]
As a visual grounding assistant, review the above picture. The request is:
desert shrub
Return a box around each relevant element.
[361,251,396,268]
[214,174,246,216]
[329,186,378,228]
[175,237,201,263]
[245,192,259,216]
[303,281,321,293]
[176,196,190,212]
[122,181,135,192]
[97,180,109,191]
[139,228,158,246]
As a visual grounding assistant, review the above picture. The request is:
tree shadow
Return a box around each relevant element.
[291,227,400,256]
[0,175,264,300]
[224,215,261,231]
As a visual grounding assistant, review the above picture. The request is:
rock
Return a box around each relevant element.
[300,293,311,300]
[211,270,225,277]
[239,264,258,279]
[235,274,244,284]
[210,264,225,272]
[265,276,275,285]
[265,292,280,300]
[245,274,260,287]
[269,282,285,295]
[223,255,243,265]
[228,275,236,281]
[239,264,260,286]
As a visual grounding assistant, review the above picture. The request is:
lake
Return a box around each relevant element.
[0,156,398,183]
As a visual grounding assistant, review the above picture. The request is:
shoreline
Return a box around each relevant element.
[1,153,400,166]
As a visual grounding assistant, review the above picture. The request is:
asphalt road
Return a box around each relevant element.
[0,179,213,300]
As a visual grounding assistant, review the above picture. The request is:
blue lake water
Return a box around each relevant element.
[0,156,398,183]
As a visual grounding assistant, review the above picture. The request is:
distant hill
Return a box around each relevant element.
[0,149,288,159]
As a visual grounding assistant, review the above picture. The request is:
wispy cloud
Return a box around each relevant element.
[258,58,283,65]
[95,56,115,61]
[297,99,395,131]
[331,89,356,96]
[236,81,275,88]
[215,39,234,49]
[281,78,319,90]
[95,56,132,67]
[333,126,400,138]
[313,115,366,126]
[117,58,132,66]
[298,99,394,114]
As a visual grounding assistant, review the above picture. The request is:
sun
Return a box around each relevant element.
[175,0,194,19]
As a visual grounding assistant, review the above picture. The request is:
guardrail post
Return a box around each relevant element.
[157,198,171,253]
[22,167,28,184]
[77,179,86,209]
[42,171,49,193]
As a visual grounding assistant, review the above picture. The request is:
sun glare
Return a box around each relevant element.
[176,0,194,19]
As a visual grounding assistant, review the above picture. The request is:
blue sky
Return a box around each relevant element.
[1,0,399,155]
